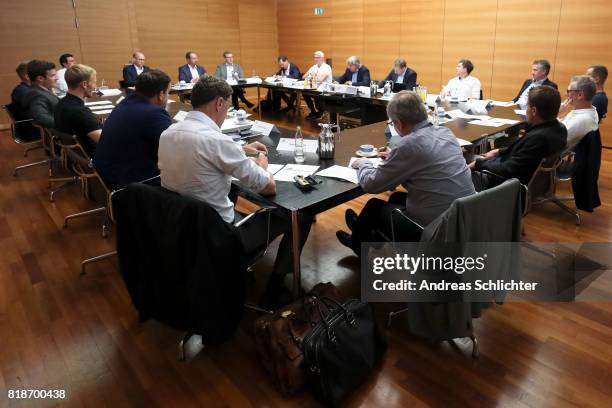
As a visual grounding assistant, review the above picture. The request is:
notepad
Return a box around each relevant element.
[276,138,318,154]
[93,109,113,115]
[316,165,358,184]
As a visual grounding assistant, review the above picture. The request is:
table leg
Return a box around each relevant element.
[296,91,303,118]
[291,208,301,299]
[257,85,262,120]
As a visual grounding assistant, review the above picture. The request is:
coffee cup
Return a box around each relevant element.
[236,110,247,122]
[360,144,375,153]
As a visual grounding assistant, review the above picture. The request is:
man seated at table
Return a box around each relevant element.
[513,59,558,107]
[178,51,206,83]
[214,50,254,109]
[336,56,371,87]
[54,64,102,157]
[336,91,475,254]
[586,65,608,122]
[271,55,301,112]
[442,59,481,100]
[158,75,313,308]
[379,58,417,91]
[471,86,567,190]
[122,52,150,88]
[558,75,599,150]
[23,60,59,129]
[55,53,76,97]
[94,70,172,190]
[303,50,332,119]
[11,62,31,120]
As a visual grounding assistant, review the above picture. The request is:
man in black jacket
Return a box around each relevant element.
[379,58,417,90]
[337,56,371,87]
[272,56,302,112]
[513,59,558,106]
[23,60,60,129]
[471,86,567,189]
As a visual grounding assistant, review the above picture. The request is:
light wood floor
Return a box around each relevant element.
[0,108,611,408]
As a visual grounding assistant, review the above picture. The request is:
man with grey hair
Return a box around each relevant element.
[158,75,313,308]
[379,58,417,90]
[336,91,475,254]
[559,75,599,149]
[337,56,371,87]
[303,50,332,118]
[513,59,557,107]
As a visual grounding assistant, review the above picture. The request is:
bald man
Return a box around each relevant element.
[122,52,150,87]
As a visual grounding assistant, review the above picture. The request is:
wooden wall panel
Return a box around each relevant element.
[238,0,279,78]
[277,0,332,77]
[0,0,80,104]
[75,0,135,89]
[330,0,363,73]
[399,0,445,91]
[441,0,497,99]
[490,0,561,101]
[363,0,401,82]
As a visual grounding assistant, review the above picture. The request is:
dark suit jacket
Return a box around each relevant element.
[11,81,31,120]
[475,120,567,186]
[122,64,151,88]
[178,64,206,83]
[572,130,601,212]
[513,78,558,103]
[337,65,371,87]
[380,68,418,89]
[275,63,302,80]
[23,85,59,128]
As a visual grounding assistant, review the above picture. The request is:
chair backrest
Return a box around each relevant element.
[2,104,40,143]
[118,80,129,89]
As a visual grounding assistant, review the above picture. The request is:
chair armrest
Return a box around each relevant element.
[390,207,424,242]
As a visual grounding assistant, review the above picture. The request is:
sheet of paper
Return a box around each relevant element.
[469,119,504,127]
[276,137,318,154]
[446,109,490,120]
[465,99,490,114]
[250,120,275,136]
[316,165,358,184]
[349,157,383,168]
[491,100,516,107]
[85,100,113,106]
[494,118,521,125]
[266,164,285,175]
[245,77,263,84]
[93,109,113,115]
[99,89,122,96]
[116,96,125,104]
[426,94,439,107]
[514,109,527,115]
[456,138,472,147]
[226,79,238,86]
[88,104,114,111]
[221,119,253,133]
[173,110,188,122]
[273,164,319,182]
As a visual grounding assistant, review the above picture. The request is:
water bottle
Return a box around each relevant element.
[294,126,305,163]
[432,106,440,127]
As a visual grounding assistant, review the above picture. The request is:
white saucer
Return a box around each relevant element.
[356,149,378,158]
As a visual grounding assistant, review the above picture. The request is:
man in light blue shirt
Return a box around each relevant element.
[513,59,558,107]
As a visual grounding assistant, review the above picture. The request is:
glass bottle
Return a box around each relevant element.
[294,126,305,163]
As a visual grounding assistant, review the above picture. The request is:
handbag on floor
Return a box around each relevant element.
[254,282,343,396]
[302,297,387,406]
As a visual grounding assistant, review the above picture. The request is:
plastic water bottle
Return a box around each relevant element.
[294,126,305,163]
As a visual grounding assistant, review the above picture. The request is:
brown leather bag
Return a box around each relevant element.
[254,282,344,396]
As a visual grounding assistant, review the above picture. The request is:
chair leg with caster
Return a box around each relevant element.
[80,250,117,275]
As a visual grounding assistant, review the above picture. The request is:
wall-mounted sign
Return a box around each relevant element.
[314,7,324,16]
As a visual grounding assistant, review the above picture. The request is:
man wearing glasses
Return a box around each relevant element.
[158,76,313,309]
[559,75,599,149]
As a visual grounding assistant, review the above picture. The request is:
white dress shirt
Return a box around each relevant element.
[134,65,144,75]
[158,111,270,223]
[55,68,68,97]
[516,79,546,107]
[562,107,599,149]
[188,65,199,82]
[282,64,291,77]
[443,75,481,99]
[396,69,406,84]
[305,63,332,84]
[225,64,235,80]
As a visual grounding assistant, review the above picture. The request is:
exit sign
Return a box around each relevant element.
[314,7,324,16]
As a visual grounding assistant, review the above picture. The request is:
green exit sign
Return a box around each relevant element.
[314,7,324,16]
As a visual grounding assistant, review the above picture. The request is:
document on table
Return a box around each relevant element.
[349,157,383,168]
[446,109,490,120]
[456,138,472,147]
[316,165,359,184]
[250,120,275,136]
[245,77,263,84]
[93,109,114,115]
[88,104,114,111]
[85,100,114,106]
[494,118,521,125]
[273,164,320,182]
[173,110,188,122]
[99,89,122,96]
[514,109,527,115]
[276,137,319,154]
[266,164,284,175]
[426,94,439,107]
[491,100,516,107]
[469,119,505,127]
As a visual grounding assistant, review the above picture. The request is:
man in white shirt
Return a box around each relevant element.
[55,53,75,97]
[559,75,599,150]
[442,59,481,100]
[158,75,313,308]
[303,50,332,119]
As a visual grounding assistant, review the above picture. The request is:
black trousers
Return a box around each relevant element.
[303,95,323,114]
[235,209,313,277]
[352,192,423,247]
[271,90,296,111]
[232,88,251,109]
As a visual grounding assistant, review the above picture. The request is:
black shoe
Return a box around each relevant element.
[280,106,292,113]
[336,230,359,256]
[246,102,255,109]
[345,209,358,231]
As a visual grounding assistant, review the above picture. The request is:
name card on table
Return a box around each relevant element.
[251,120,276,137]
[345,86,358,95]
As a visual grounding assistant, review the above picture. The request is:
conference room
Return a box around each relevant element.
[1,0,611,407]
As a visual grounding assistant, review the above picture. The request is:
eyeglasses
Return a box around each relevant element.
[387,119,396,128]
[566,88,581,94]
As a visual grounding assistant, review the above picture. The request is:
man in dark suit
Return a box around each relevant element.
[272,56,301,112]
[379,58,418,90]
[122,52,150,88]
[178,51,206,83]
[10,62,31,120]
[513,59,558,106]
[214,50,253,109]
[336,56,371,87]
[23,60,59,129]
[471,86,567,189]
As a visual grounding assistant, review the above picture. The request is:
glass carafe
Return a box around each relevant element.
[317,123,340,159]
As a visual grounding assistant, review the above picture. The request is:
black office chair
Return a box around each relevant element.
[3,104,47,175]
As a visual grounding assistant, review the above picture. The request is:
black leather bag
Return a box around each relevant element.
[302,297,387,406]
